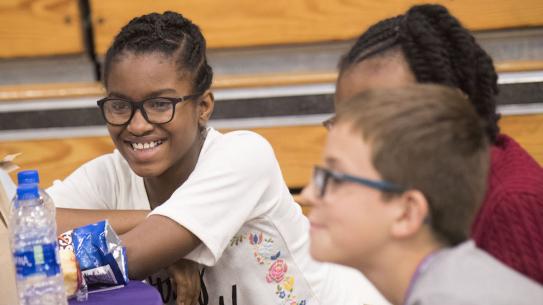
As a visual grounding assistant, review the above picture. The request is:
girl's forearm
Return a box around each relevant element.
[56,208,149,234]
[56,209,199,280]
[121,215,200,279]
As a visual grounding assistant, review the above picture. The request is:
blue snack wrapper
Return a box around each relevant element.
[72,220,129,287]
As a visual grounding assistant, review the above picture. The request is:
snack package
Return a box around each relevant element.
[58,220,129,292]
[58,230,87,301]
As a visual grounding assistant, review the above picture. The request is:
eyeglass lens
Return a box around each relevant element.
[102,98,175,125]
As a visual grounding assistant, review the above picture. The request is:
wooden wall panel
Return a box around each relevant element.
[0,137,114,187]
[0,0,83,58]
[1,114,542,189]
[90,0,543,55]
[244,125,326,189]
[499,114,543,164]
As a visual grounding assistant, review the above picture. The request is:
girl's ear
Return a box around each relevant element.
[197,90,214,126]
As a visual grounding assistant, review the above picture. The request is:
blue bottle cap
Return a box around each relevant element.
[17,170,40,185]
[16,184,39,200]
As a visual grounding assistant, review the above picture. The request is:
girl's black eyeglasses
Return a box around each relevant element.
[97,94,200,126]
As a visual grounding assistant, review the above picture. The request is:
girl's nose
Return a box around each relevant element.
[126,110,153,135]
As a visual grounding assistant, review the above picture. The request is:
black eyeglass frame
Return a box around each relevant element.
[96,94,201,126]
[321,116,336,130]
[313,165,405,198]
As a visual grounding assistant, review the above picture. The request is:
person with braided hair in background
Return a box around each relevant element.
[333,4,543,286]
[49,11,387,305]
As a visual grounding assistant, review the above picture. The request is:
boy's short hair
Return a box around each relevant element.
[335,84,489,245]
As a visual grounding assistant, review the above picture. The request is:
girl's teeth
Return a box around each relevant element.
[131,141,162,150]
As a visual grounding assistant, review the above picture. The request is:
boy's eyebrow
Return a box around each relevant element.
[324,156,341,169]
[325,155,353,173]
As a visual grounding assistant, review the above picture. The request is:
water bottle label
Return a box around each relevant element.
[14,243,61,278]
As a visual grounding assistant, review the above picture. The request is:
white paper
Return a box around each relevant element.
[0,153,20,201]
[0,170,15,201]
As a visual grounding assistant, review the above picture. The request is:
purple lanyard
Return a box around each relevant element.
[402,250,441,305]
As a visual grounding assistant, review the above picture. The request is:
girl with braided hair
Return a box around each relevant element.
[335,4,543,286]
[51,11,383,305]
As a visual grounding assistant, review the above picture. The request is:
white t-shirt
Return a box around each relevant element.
[49,128,389,305]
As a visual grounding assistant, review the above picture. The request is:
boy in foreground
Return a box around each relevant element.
[302,84,543,305]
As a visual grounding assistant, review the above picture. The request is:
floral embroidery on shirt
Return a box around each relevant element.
[230,232,307,305]
[267,259,287,282]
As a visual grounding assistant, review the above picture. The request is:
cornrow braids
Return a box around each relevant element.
[338,16,402,72]
[340,4,500,142]
[103,11,213,95]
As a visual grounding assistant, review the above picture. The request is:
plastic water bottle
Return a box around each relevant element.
[9,183,67,305]
[16,170,55,217]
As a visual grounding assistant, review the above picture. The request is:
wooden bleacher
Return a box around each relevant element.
[0,0,83,58]
[4,0,541,59]
[1,114,543,191]
[1,0,542,199]
[89,0,543,54]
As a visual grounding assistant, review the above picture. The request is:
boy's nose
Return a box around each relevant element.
[299,183,319,207]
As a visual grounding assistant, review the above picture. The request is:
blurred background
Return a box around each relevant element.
[0,0,542,197]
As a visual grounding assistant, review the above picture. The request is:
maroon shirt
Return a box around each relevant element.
[472,134,543,285]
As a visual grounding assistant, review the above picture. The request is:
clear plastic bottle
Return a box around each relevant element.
[16,170,55,217]
[9,183,67,305]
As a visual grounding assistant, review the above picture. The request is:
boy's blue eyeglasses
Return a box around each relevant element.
[313,165,405,197]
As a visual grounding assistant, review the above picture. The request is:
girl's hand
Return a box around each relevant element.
[167,259,201,305]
